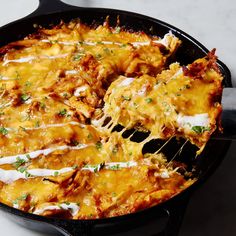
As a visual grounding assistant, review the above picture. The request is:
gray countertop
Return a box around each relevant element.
[0,0,235,235]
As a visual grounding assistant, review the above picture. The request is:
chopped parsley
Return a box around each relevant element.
[109,164,120,170]
[95,141,103,150]
[183,84,191,89]
[121,43,127,48]
[12,193,28,205]
[54,171,59,176]
[18,166,26,173]
[13,157,26,169]
[19,193,28,200]
[115,26,121,33]
[84,163,104,173]
[73,53,85,61]
[145,98,153,103]
[95,53,102,59]
[94,166,99,173]
[72,164,78,170]
[24,81,32,87]
[17,166,32,178]
[25,171,32,178]
[121,95,131,101]
[49,40,58,44]
[20,94,30,103]
[63,92,69,98]
[103,48,110,54]
[0,127,8,136]
[71,139,79,146]
[58,108,67,116]
[39,102,46,109]
[191,126,210,134]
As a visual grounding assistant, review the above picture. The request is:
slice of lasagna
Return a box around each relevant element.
[103,50,223,152]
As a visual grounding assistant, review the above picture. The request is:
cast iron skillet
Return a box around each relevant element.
[0,0,232,235]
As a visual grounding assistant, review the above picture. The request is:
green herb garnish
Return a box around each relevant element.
[24,81,32,87]
[73,53,85,61]
[71,139,79,146]
[54,171,59,176]
[72,165,78,170]
[12,193,28,206]
[18,166,26,173]
[184,84,191,89]
[109,164,120,170]
[121,43,127,48]
[0,127,8,136]
[145,98,153,103]
[58,108,67,116]
[13,157,26,169]
[39,102,46,109]
[95,54,102,59]
[20,94,30,103]
[191,126,210,134]
[95,141,103,150]
[103,48,110,54]
[63,92,69,98]
[49,40,58,44]
[24,170,32,178]
[115,26,121,33]
[121,95,131,101]
[94,166,99,173]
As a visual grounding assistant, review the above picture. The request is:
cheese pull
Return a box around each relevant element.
[103,51,223,152]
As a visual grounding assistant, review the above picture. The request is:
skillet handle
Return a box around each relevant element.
[26,0,82,18]
[52,220,94,236]
[219,87,236,140]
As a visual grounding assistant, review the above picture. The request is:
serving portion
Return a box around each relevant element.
[0,19,222,219]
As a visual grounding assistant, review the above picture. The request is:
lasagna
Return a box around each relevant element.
[0,19,222,219]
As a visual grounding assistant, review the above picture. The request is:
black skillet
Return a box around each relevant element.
[0,0,234,235]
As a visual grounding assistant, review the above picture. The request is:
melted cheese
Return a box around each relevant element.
[0,19,221,220]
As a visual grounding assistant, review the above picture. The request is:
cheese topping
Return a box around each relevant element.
[0,19,222,220]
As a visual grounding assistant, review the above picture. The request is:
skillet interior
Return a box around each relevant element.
[0,1,232,235]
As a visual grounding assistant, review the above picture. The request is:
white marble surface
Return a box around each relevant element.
[0,0,236,235]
